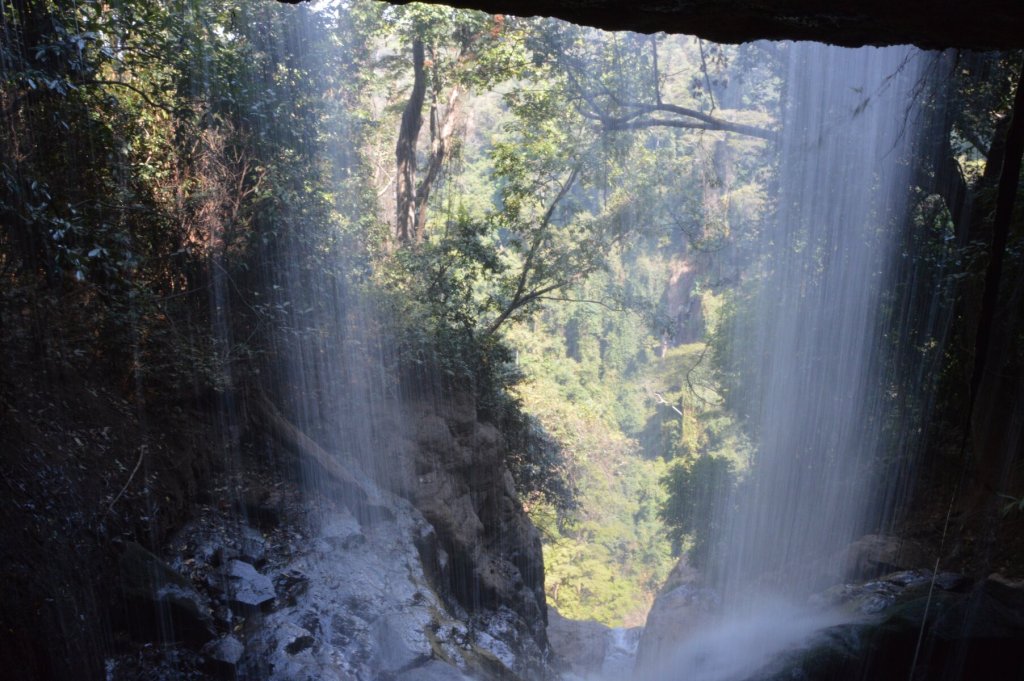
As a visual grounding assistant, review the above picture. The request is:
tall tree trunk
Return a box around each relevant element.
[413,83,465,242]
[395,37,426,245]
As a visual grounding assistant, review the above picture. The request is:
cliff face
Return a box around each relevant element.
[0,323,553,681]
[188,393,553,681]
[397,394,549,647]
[222,387,552,680]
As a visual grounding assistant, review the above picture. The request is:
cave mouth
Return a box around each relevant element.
[2,0,1022,680]
[316,0,1024,49]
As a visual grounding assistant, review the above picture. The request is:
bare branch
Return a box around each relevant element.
[653,391,684,417]
[86,79,175,114]
[600,102,777,140]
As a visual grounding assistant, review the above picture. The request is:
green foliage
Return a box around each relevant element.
[369,204,578,510]
[499,247,677,624]
[0,0,382,395]
[659,454,736,566]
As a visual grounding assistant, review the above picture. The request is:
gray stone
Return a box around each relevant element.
[321,512,364,551]
[837,534,929,581]
[371,613,432,675]
[634,577,719,674]
[225,559,275,611]
[755,573,1024,681]
[394,660,472,681]
[238,526,269,565]
[985,573,1024,609]
[546,608,610,677]
[202,635,245,677]
[601,626,642,678]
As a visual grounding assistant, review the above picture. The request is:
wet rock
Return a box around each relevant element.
[119,391,555,681]
[837,534,929,581]
[224,559,275,612]
[394,660,472,681]
[547,608,613,677]
[601,626,642,678]
[470,604,549,679]
[320,511,364,551]
[273,569,309,607]
[237,526,269,566]
[181,518,267,569]
[359,392,551,669]
[116,541,214,645]
[985,573,1024,608]
[634,575,719,674]
[810,569,970,616]
[550,616,643,680]
[812,578,903,615]
[757,572,1024,681]
[416,415,458,465]
[934,571,971,592]
[255,621,345,681]
[202,635,244,677]
[284,632,315,655]
[239,494,544,681]
[371,612,433,674]
[883,569,932,588]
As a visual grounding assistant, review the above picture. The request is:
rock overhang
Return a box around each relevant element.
[277,0,1024,50]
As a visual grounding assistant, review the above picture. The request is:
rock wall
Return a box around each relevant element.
[396,394,548,647]
[547,608,641,680]
[168,387,554,681]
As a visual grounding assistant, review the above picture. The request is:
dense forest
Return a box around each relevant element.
[1,1,1022,680]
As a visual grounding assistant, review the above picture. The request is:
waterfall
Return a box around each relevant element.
[643,42,943,681]
[716,43,930,595]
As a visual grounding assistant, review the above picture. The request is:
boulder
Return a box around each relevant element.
[547,608,642,679]
[224,559,275,612]
[394,394,548,656]
[371,612,433,675]
[546,608,610,678]
[202,635,245,677]
[837,534,929,581]
[758,571,1024,681]
[601,626,642,678]
[634,571,719,674]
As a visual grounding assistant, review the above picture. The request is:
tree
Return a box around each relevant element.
[660,454,735,565]
[531,24,777,142]
[384,6,526,245]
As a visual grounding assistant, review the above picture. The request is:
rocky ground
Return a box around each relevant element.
[0,299,557,680]
[103,451,551,681]
[633,540,1024,681]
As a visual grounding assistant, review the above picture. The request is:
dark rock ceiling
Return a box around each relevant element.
[281,0,1024,50]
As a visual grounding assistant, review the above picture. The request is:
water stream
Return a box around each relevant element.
[719,43,929,596]
[636,43,939,681]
